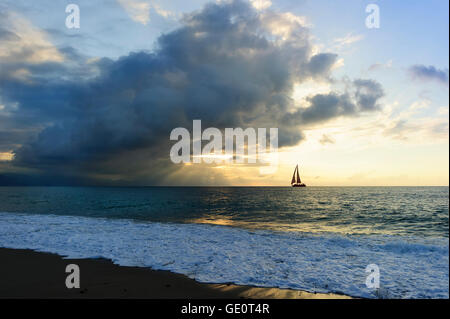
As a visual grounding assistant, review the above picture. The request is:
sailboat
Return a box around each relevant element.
[291,164,306,187]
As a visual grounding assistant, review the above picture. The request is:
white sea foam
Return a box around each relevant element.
[0,212,448,298]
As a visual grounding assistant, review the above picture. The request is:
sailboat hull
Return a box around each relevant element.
[292,183,306,187]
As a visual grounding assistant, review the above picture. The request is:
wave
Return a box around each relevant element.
[0,211,448,298]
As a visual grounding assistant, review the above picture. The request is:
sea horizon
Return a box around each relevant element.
[1,185,448,187]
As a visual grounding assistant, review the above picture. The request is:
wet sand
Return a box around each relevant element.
[0,248,351,299]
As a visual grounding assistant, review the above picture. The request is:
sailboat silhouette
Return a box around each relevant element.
[291,164,306,187]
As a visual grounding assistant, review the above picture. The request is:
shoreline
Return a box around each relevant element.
[0,247,351,299]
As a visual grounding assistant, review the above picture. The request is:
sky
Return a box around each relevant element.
[0,0,448,186]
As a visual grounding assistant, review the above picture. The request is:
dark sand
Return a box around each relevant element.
[0,248,350,299]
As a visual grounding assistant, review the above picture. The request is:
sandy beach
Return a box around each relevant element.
[0,248,350,299]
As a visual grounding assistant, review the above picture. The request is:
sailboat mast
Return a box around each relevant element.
[291,166,296,184]
[296,165,301,183]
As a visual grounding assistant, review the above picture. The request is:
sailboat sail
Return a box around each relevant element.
[291,164,306,187]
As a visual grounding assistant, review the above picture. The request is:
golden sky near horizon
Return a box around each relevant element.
[166,90,449,187]
[167,120,449,187]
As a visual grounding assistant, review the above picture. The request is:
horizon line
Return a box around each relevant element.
[0,185,448,188]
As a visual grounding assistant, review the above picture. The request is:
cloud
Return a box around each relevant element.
[333,33,364,49]
[250,0,272,10]
[117,0,151,24]
[384,118,449,141]
[282,79,383,127]
[117,0,175,24]
[0,0,384,185]
[305,53,338,78]
[319,134,335,145]
[368,59,392,72]
[408,65,449,84]
[0,11,64,64]
[0,152,14,161]
[383,99,448,141]
[152,2,175,18]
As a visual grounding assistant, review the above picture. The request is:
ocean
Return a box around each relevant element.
[0,186,448,298]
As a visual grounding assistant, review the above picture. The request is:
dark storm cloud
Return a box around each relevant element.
[353,79,384,111]
[0,129,30,152]
[282,79,383,126]
[0,0,384,185]
[305,53,337,78]
[408,65,449,84]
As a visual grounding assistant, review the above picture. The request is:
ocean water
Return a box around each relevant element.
[0,186,448,298]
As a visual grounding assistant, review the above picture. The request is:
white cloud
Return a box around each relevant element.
[117,0,151,24]
[152,3,175,18]
[368,60,393,72]
[117,0,175,24]
[378,99,448,142]
[0,11,64,64]
[333,33,364,49]
[250,0,272,11]
[331,58,345,70]
[259,11,309,41]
